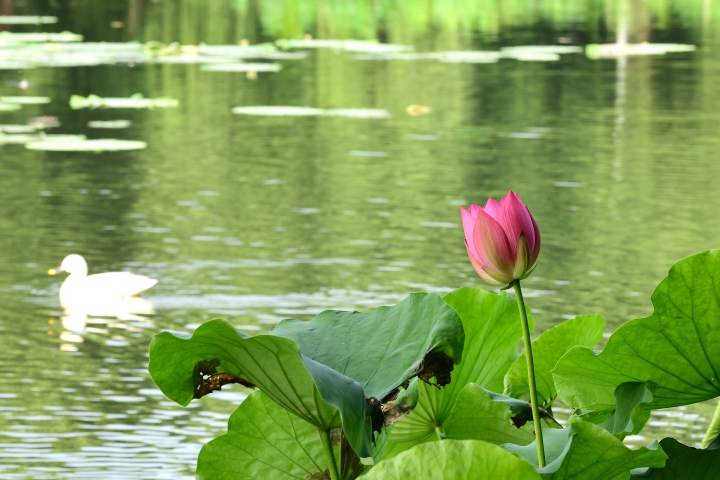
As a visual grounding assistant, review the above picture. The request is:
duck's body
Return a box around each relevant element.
[50,254,157,309]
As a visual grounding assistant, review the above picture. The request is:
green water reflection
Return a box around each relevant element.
[0,1,719,478]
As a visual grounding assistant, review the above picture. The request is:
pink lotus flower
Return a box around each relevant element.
[461,191,541,286]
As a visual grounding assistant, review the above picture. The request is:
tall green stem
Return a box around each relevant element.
[701,399,720,448]
[319,429,340,480]
[512,280,546,468]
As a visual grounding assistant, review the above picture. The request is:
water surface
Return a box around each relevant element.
[1,1,719,478]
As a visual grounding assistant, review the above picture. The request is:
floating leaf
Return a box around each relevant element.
[26,138,146,152]
[0,96,50,105]
[0,133,35,145]
[504,315,605,406]
[323,109,391,119]
[505,419,667,478]
[503,52,560,62]
[149,319,372,457]
[276,38,410,54]
[640,438,720,479]
[0,31,83,43]
[154,55,234,65]
[0,124,37,134]
[0,15,57,25]
[197,391,325,480]
[365,439,541,479]
[201,62,282,72]
[500,45,583,55]
[231,106,391,119]
[554,250,720,411]
[70,94,178,110]
[198,44,307,60]
[87,120,132,129]
[586,43,696,59]
[231,106,324,117]
[273,293,464,400]
[0,103,21,112]
[2,133,85,145]
[432,51,502,64]
[353,52,436,61]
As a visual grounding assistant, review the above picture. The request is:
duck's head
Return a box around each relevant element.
[48,254,88,277]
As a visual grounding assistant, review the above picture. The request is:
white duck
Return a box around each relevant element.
[49,254,157,309]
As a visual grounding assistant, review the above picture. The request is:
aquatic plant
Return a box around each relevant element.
[462,192,545,467]
[148,196,720,479]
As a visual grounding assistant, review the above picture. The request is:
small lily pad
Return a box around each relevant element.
[504,52,560,62]
[201,62,281,72]
[154,55,233,65]
[277,38,410,54]
[70,94,178,110]
[232,106,391,119]
[87,120,132,129]
[26,138,147,152]
[0,103,21,112]
[0,15,58,25]
[198,44,308,60]
[0,133,34,144]
[232,106,324,116]
[433,51,502,64]
[0,96,51,105]
[354,52,435,61]
[1,133,85,146]
[0,31,83,43]
[324,108,391,119]
[500,45,582,56]
[586,43,696,59]
[0,124,37,134]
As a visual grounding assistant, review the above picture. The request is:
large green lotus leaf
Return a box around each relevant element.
[364,439,541,479]
[580,382,654,439]
[443,384,534,444]
[554,250,720,411]
[375,288,528,459]
[701,402,720,448]
[505,419,666,479]
[640,438,720,479]
[273,293,464,399]
[197,391,325,479]
[378,383,532,459]
[148,319,372,457]
[503,427,572,469]
[504,315,605,406]
[443,287,528,396]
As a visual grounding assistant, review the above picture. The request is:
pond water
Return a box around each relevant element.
[1,1,719,478]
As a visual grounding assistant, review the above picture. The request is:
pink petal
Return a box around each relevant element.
[513,235,529,279]
[482,197,502,222]
[461,206,479,253]
[528,214,541,265]
[496,191,538,256]
[471,208,515,279]
[467,251,508,286]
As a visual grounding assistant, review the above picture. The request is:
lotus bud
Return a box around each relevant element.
[461,191,541,286]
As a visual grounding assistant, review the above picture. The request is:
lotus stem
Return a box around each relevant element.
[701,399,720,448]
[512,280,546,468]
[319,429,341,480]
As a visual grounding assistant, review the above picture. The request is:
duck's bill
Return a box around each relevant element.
[48,267,62,276]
